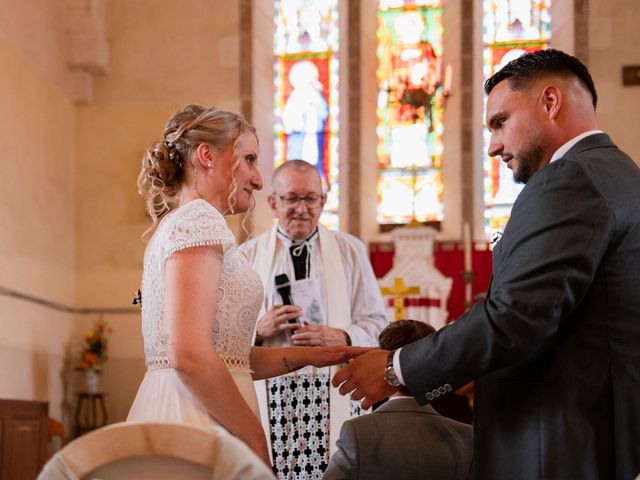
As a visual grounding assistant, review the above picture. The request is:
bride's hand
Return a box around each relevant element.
[306,346,374,368]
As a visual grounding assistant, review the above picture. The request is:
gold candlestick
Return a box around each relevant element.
[461,270,476,311]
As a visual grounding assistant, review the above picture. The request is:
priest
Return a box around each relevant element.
[243,159,387,479]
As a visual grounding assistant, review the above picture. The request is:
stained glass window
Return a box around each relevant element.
[483,0,551,238]
[273,0,340,230]
[376,0,445,225]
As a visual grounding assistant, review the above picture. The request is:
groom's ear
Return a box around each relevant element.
[539,84,562,121]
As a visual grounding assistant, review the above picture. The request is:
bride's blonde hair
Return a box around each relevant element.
[137,105,257,238]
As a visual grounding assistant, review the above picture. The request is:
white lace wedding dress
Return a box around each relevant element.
[127,199,263,426]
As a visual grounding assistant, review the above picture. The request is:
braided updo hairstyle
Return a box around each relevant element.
[137,105,257,232]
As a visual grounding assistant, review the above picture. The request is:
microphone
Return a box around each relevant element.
[274,273,301,326]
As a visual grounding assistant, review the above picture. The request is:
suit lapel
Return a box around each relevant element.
[491,133,615,270]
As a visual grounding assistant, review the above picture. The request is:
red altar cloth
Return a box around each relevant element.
[370,241,493,323]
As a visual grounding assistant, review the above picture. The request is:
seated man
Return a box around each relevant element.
[323,320,472,480]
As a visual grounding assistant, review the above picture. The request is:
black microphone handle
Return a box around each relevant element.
[276,288,301,325]
[279,291,294,306]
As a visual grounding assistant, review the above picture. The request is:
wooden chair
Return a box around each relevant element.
[37,421,274,480]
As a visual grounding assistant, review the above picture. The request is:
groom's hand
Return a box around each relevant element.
[332,349,398,409]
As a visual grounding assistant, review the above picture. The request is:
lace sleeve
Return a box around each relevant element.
[163,200,235,259]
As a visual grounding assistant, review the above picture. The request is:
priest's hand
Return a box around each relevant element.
[256,304,303,340]
[332,349,398,410]
[291,324,350,347]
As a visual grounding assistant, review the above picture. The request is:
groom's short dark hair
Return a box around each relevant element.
[484,48,598,109]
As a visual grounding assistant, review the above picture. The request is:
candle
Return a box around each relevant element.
[443,63,453,96]
[463,222,472,272]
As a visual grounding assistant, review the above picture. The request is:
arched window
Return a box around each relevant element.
[273,0,340,229]
[375,0,447,226]
[482,0,552,238]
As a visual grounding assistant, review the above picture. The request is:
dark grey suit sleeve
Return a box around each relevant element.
[400,159,615,402]
[323,422,358,480]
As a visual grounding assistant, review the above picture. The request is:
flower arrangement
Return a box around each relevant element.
[75,322,112,374]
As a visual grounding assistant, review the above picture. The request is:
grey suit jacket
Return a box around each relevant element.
[323,398,472,480]
[400,133,640,479]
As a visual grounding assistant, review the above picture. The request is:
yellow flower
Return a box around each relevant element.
[76,322,112,372]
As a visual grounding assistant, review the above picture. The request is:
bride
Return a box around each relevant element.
[127,105,363,466]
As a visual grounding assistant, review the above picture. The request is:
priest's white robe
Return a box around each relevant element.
[243,223,387,477]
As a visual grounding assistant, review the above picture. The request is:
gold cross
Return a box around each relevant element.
[380,277,420,321]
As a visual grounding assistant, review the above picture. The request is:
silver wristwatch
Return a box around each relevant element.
[384,350,401,388]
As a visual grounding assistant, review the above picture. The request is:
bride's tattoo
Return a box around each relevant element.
[283,356,300,373]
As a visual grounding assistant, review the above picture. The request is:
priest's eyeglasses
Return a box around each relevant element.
[278,194,324,209]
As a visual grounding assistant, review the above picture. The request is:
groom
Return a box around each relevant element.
[333,49,640,479]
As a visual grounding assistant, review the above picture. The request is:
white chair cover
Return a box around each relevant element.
[37,421,274,480]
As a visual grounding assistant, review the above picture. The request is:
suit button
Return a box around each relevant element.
[438,386,447,395]
[444,384,453,392]
[432,389,440,398]
[426,392,434,401]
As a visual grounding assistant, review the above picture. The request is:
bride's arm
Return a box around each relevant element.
[163,246,270,466]
[249,345,371,380]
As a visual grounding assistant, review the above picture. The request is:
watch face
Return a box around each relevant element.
[385,365,400,387]
[384,351,400,387]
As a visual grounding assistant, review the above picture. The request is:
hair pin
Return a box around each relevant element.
[164,141,182,169]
